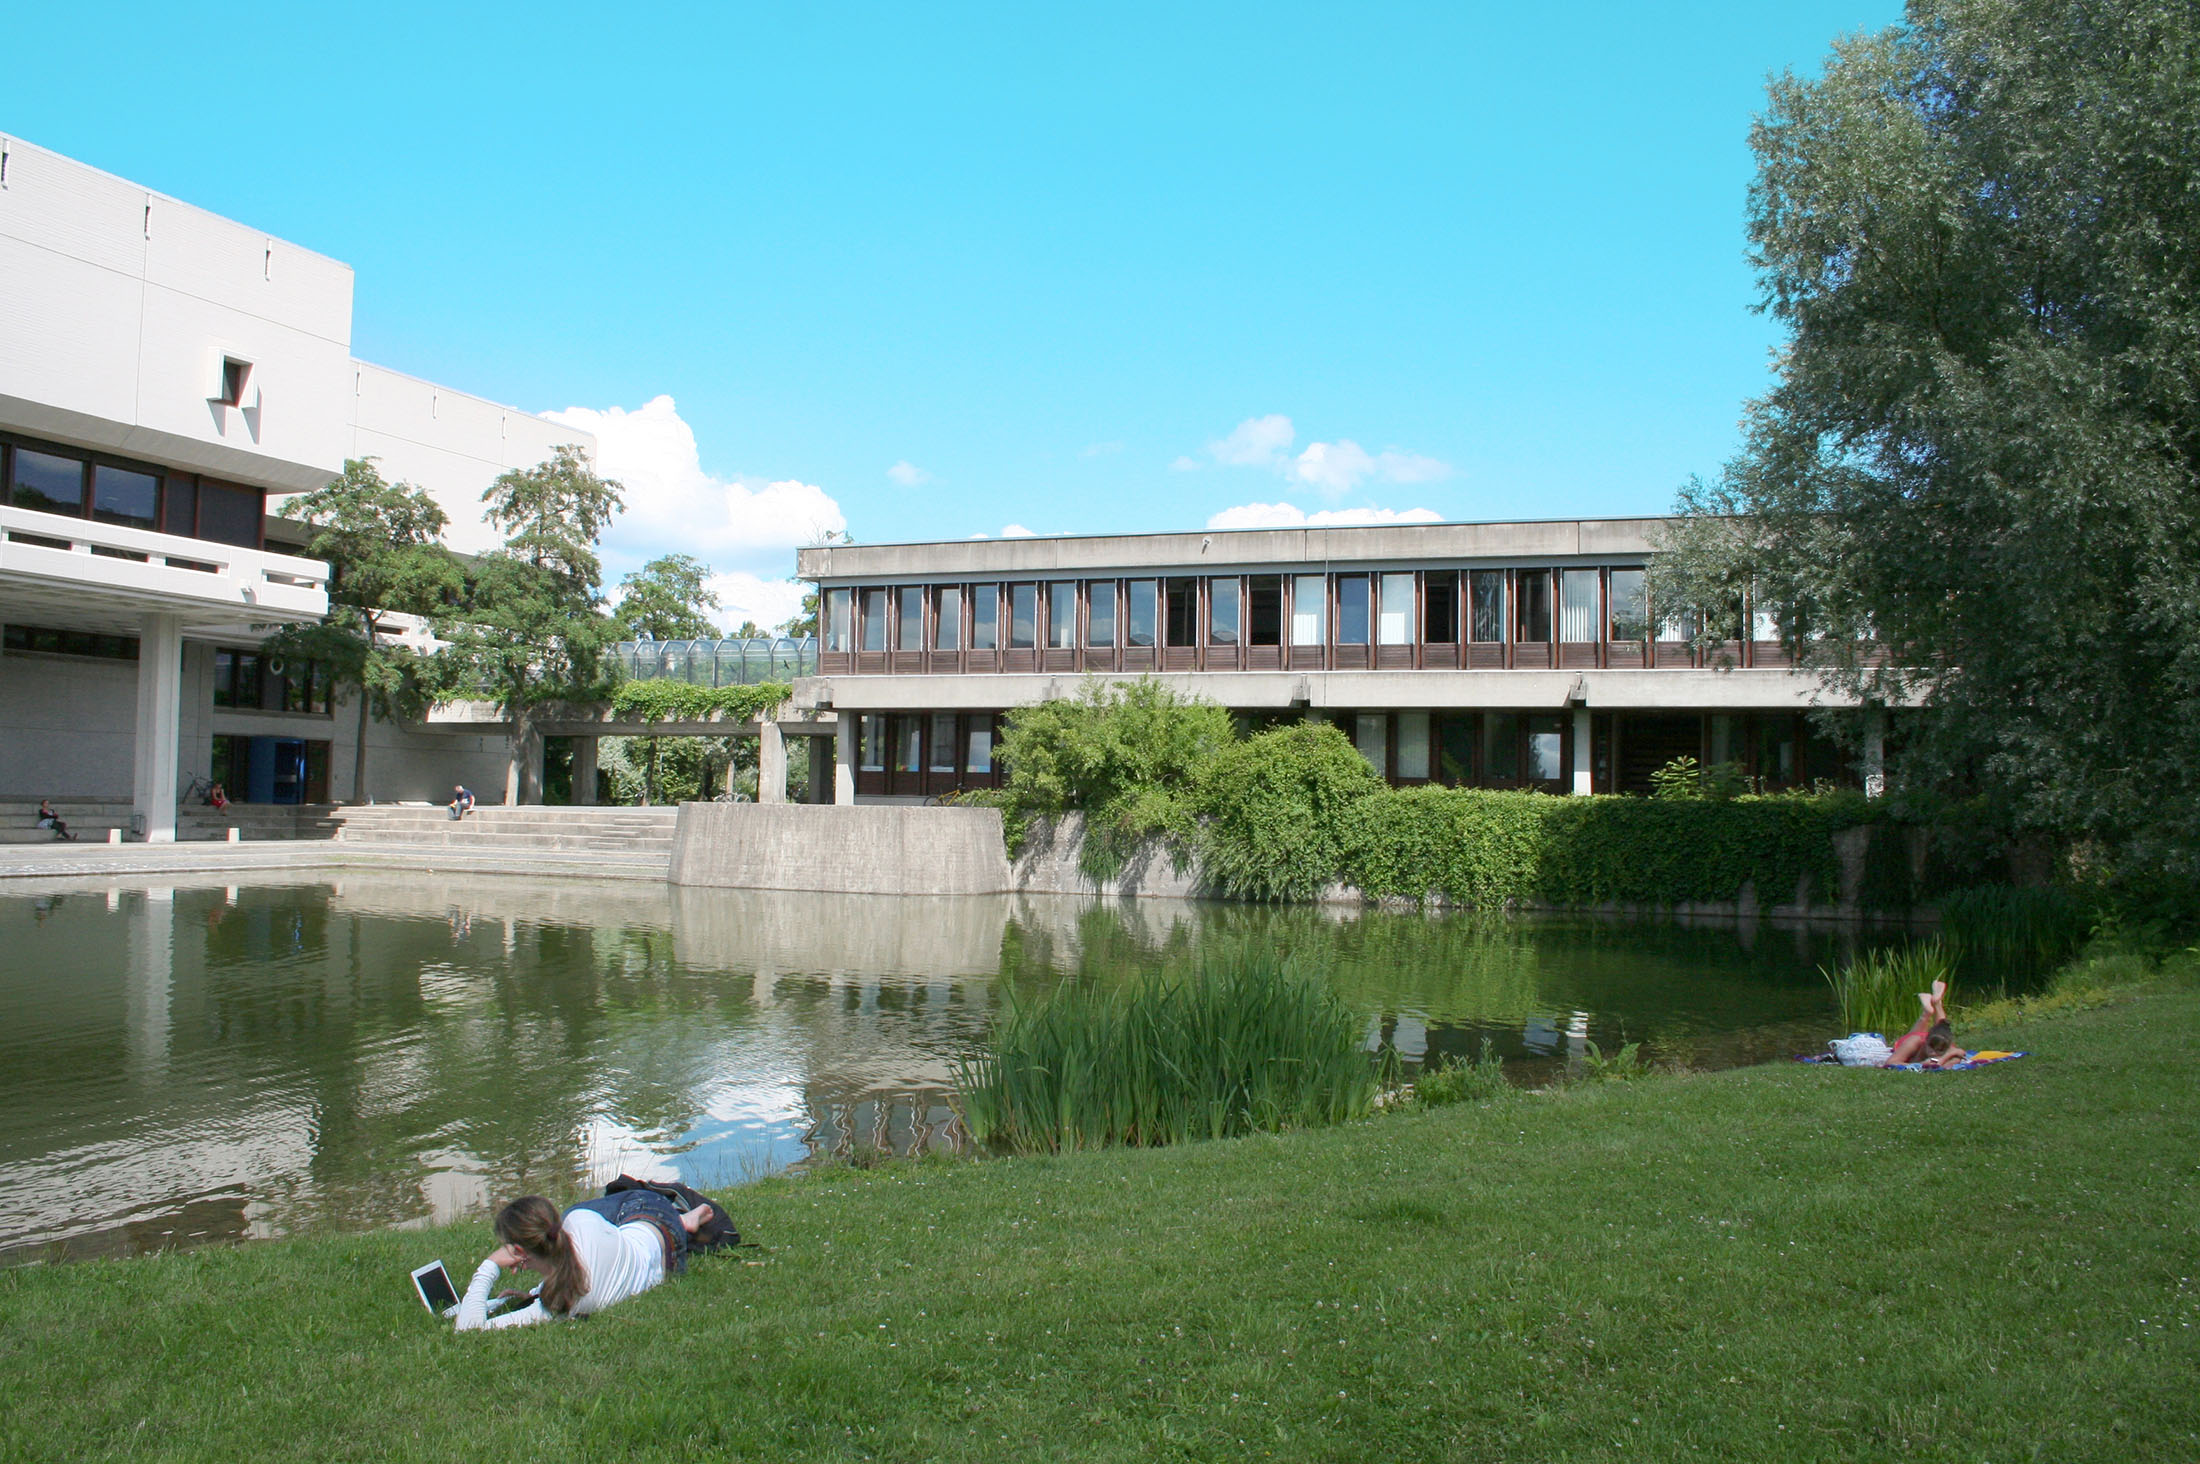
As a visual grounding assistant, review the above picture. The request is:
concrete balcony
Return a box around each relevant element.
[0,504,328,634]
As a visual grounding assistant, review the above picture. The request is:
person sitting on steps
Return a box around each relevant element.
[35,800,74,841]
[448,784,476,820]
[454,1192,715,1330]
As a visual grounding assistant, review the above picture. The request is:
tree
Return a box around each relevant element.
[262,459,461,802]
[613,555,721,640]
[434,445,626,802]
[778,592,819,639]
[1653,0,2200,892]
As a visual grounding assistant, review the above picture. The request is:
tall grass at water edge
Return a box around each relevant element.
[952,955,1383,1154]
[1936,883,2093,991]
[1823,939,1956,1037]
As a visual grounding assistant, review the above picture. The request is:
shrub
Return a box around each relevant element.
[994,680,1236,873]
[1823,939,1955,1036]
[952,955,1382,1153]
[1195,722,1385,900]
[1938,884,2093,991]
[1649,755,1749,800]
[607,679,790,722]
[1411,1039,1508,1106]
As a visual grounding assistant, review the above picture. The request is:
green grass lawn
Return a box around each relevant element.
[5,986,2197,1462]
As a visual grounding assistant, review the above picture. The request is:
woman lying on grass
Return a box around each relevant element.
[455,1192,715,1330]
[1884,980,1969,1069]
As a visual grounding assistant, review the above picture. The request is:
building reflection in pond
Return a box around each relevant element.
[0,871,1862,1262]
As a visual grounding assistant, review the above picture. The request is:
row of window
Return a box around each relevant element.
[2,433,265,549]
[2,623,141,661]
[823,567,1670,654]
[213,648,334,715]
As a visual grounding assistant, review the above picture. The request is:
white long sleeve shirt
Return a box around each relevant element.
[453,1208,666,1330]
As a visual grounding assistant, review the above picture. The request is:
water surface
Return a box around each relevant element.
[0,873,1861,1261]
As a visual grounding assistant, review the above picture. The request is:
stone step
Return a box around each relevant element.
[332,829,675,852]
[0,827,128,845]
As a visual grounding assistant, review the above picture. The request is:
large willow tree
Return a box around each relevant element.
[1656,0,2200,891]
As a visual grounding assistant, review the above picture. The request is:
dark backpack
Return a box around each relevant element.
[603,1174,744,1254]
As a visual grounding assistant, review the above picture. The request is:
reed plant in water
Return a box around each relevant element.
[1937,884,2091,991]
[952,955,1382,1154]
[1822,940,1956,1037]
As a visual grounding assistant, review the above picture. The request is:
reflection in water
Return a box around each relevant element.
[0,873,1864,1262]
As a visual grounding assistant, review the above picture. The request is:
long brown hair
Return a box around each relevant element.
[496,1196,588,1314]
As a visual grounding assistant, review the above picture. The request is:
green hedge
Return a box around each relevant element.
[1341,785,1876,909]
[607,679,792,722]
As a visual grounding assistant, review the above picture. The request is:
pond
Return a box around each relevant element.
[0,872,1869,1263]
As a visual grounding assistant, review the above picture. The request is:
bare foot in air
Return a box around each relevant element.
[679,1203,714,1235]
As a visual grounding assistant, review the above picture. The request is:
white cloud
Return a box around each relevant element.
[1204,501,1446,531]
[703,571,814,636]
[1208,413,1296,468]
[1000,524,1037,538]
[887,460,933,487]
[1190,414,1453,497]
[541,396,846,577]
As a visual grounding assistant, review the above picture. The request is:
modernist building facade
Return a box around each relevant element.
[0,136,591,837]
[797,521,1875,803]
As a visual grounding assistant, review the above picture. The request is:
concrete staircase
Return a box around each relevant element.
[0,797,133,844]
[177,804,344,842]
[329,804,680,867]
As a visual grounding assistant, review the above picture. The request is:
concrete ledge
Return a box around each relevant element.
[670,802,1013,895]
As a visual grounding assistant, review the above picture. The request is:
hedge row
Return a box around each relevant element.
[607,679,792,722]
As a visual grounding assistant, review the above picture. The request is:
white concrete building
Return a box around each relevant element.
[0,135,593,837]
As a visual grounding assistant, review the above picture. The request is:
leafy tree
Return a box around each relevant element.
[1196,721,1384,901]
[1653,0,2200,893]
[731,620,766,639]
[262,459,461,802]
[778,592,820,639]
[434,445,625,801]
[613,555,722,640]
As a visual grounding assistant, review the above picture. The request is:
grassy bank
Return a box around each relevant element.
[6,978,2198,1461]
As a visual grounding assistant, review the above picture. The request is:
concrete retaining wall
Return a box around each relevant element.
[670,802,1014,896]
[1009,813,1207,899]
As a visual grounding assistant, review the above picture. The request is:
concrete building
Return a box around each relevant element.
[0,136,593,836]
[796,521,1877,803]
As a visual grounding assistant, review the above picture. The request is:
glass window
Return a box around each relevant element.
[1336,575,1370,646]
[1126,580,1157,648]
[1423,571,1458,643]
[1008,584,1037,648]
[1247,576,1282,646]
[1470,570,1505,642]
[233,651,263,710]
[213,650,238,708]
[1437,716,1474,784]
[1396,711,1431,779]
[894,718,923,774]
[1559,569,1599,643]
[859,715,886,771]
[825,589,854,652]
[1162,579,1197,647]
[929,713,959,772]
[1482,713,1521,784]
[1379,573,1413,645]
[966,723,994,774]
[310,661,332,714]
[1290,575,1326,646]
[1208,578,1239,646]
[11,449,84,516]
[897,586,925,651]
[1516,571,1552,642]
[934,586,962,650]
[1608,568,1648,641]
[197,480,262,547]
[162,475,198,536]
[971,586,999,650]
[1526,716,1565,781]
[1047,581,1078,649]
[1086,582,1117,647]
[92,465,159,530]
[1354,712,1386,772]
[859,588,887,651]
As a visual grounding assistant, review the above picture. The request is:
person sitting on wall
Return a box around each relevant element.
[1883,979,1968,1068]
[35,800,74,841]
[449,785,476,820]
[453,1192,714,1331]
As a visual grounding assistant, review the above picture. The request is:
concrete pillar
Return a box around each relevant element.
[757,719,787,804]
[131,613,184,842]
[1861,710,1887,799]
[1570,707,1594,796]
[507,722,544,805]
[126,886,174,1079]
[571,736,599,806]
[808,736,832,804]
[835,712,858,805]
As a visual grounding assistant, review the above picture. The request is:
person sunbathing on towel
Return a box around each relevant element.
[1883,979,1968,1068]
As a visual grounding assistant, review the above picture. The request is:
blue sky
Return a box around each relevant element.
[10,2,1900,629]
